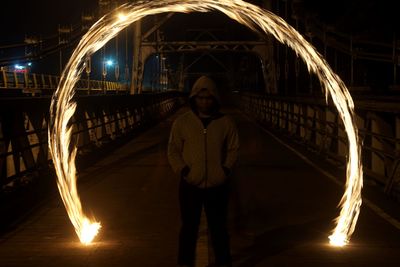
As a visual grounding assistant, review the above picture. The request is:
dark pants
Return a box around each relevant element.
[178,178,231,266]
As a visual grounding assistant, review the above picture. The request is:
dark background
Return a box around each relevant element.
[0,0,97,43]
[0,0,398,89]
[1,0,398,44]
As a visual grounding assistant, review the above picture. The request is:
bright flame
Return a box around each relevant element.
[329,233,348,247]
[49,0,363,246]
[80,218,101,245]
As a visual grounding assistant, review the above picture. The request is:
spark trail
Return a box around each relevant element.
[49,0,363,246]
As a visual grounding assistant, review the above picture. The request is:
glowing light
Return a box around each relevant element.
[80,218,101,245]
[49,0,363,246]
[329,233,347,247]
[14,64,25,70]
[27,62,32,66]
[106,59,114,67]
[118,13,127,21]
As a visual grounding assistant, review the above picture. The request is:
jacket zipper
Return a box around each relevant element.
[204,128,208,189]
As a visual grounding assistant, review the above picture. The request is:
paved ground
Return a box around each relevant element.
[0,105,400,267]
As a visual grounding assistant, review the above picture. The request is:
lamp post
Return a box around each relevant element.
[85,56,91,94]
[102,60,107,94]
[161,56,166,90]
[58,25,71,76]
[124,28,130,91]
[102,59,114,94]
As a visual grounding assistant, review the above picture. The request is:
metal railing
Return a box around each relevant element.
[240,92,400,197]
[0,91,186,190]
[0,70,126,95]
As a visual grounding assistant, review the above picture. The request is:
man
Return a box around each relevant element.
[167,76,239,267]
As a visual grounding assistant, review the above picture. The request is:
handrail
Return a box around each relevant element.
[240,92,400,197]
[0,92,185,190]
[0,70,127,94]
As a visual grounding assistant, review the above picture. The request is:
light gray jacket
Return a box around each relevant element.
[167,76,239,188]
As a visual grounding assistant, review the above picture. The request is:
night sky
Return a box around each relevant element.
[1,0,398,43]
[301,0,399,39]
[0,0,398,79]
[0,0,97,43]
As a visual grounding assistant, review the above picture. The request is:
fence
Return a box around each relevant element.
[240,92,400,197]
[0,70,126,95]
[0,91,186,190]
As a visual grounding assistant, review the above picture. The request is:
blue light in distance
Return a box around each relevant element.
[15,64,25,70]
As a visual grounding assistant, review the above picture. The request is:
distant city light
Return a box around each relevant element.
[14,64,25,70]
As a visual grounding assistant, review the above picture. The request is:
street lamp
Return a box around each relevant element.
[102,58,114,93]
[106,59,114,67]
[85,57,91,94]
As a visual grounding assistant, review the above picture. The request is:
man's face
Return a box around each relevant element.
[194,89,214,114]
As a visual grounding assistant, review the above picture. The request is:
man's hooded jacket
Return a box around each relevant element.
[167,76,239,188]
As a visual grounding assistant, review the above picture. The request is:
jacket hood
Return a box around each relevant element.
[189,76,221,115]
[189,76,220,103]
